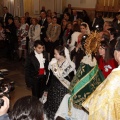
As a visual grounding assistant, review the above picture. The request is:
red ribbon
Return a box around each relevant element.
[39,68,45,75]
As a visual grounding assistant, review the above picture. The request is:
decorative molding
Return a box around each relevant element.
[72,7,95,11]
[80,0,86,4]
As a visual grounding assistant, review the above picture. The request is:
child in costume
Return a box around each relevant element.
[25,40,48,99]
[44,45,76,120]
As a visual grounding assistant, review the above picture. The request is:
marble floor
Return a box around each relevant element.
[0,58,31,108]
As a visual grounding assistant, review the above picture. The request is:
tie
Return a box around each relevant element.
[42,19,44,25]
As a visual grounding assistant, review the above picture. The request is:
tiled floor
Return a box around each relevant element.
[0,58,31,108]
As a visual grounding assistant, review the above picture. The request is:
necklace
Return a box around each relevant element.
[57,59,66,68]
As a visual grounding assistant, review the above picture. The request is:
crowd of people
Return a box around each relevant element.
[0,3,120,120]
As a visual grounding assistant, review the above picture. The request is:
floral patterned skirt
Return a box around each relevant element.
[44,76,68,120]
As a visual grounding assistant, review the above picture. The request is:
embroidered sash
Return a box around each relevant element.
[68,63,104,115]
[50,61,74,89]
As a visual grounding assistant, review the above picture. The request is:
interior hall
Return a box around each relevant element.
[0,0,120,120]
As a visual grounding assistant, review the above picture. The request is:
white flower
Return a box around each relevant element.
[104,65,112,72]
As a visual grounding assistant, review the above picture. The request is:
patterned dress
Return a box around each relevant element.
[18,23,29,50]
[44,58,75,120]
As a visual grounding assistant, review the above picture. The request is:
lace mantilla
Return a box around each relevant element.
[81,54,97,67]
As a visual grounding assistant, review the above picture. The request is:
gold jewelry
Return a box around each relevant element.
[84,32,101,55]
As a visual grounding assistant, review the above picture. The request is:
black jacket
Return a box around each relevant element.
[63,8,73,15]
[113,21,120,37]
[109,39,117,58]
[5,22,17,44]
[39,18,48,40]
[25,51,49,87]
[71,14,80,22]
[3,12,13,26]
[71,48,85,70]
[92,17,104,30]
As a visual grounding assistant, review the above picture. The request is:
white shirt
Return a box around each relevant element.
[41,18,46,25]
[74,15,77,21]
[3,13,6,22]
[34,51,45,68]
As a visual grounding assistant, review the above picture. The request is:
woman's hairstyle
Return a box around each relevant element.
[46,9,51,14]
[47,16,52,19]
[102,34,110,41]
[8,16,14,21]
[64,12,70,17]
[61,18,67,23]
[20,16,26,19]
[80,23,87,28]
[101,31,110,41]
[104,21,113,28]
[9,96,44,120]
[67,21,73,28]
[56,116,65,120]
[99,40,112,63]
[72,23,80,32]
[115,37,120,51]
[14,16,20,22]
[107,27,117,38]
[20,16,26,23]
[55,45,65,57]
[53,12,57,16]
[34,40,44,47]
[31,17,38,24]
[52,16,58,21]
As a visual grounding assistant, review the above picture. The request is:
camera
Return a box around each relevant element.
[95,24,103,32]
[0,69,15,108]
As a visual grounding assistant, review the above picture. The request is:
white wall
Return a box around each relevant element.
[66,0,97,8]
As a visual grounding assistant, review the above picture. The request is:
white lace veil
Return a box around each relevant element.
[64,47,71,62]
[64,47,76,74]
[81,22,90,35]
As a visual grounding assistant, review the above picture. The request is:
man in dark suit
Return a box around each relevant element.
[92,12,104,31]
[71,10,80,22]
[3,7,13,27]
[63,4,73,15]
[108,28,117,58]
[39,11,48,48]
[25,12,31,25]
[40,6,46,13]
[113,14,120,37]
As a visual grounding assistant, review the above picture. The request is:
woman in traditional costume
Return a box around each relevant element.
[44,45,76,120]
[80,22,90,35]
[55,32,105,120]
[82,37,120,120]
